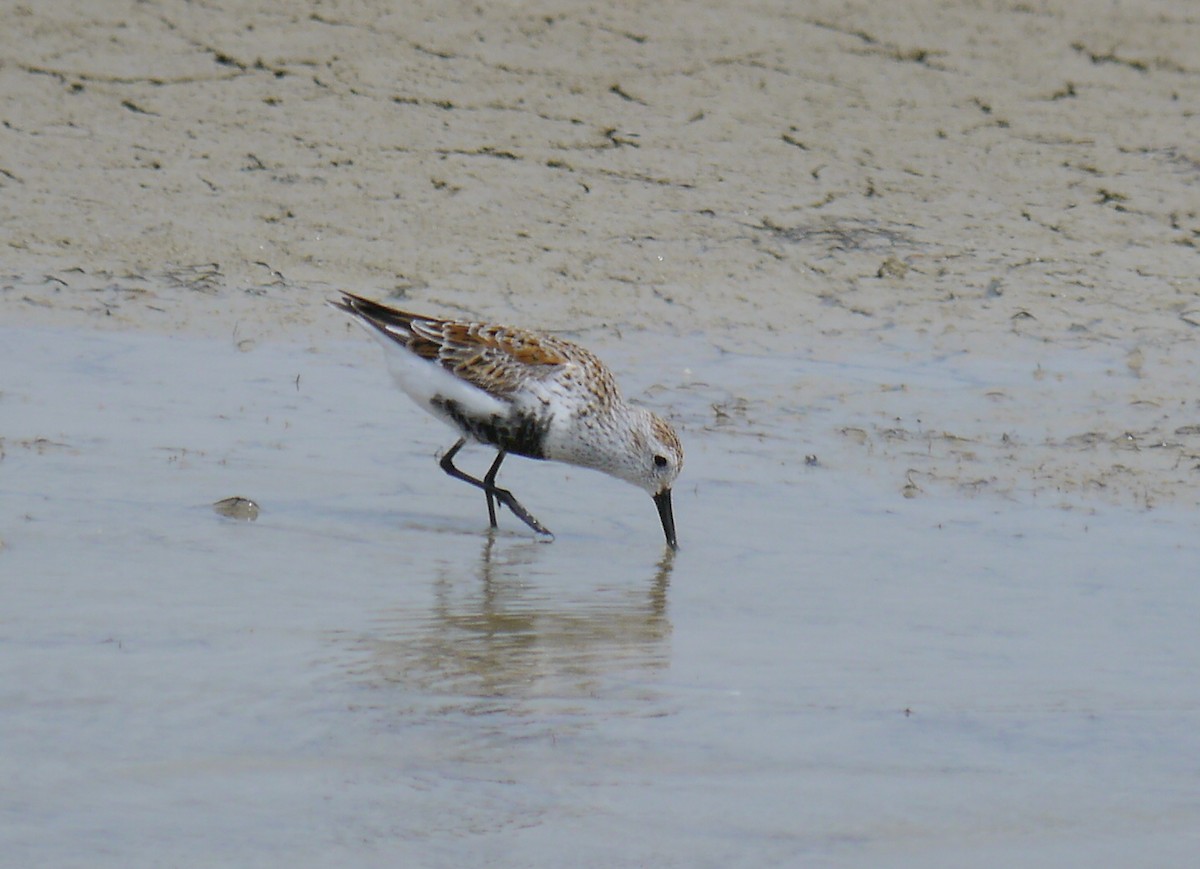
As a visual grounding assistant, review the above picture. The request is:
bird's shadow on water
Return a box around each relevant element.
[347,533,676,716]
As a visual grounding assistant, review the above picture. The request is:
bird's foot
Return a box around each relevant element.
[490,486,553,537]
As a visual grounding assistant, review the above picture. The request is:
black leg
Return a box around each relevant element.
[483,450,506,528]
[438,439,553,537]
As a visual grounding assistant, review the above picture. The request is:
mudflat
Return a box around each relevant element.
[4,0,1199,503]
[4,3,1200,865]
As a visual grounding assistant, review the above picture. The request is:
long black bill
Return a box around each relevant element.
[653,489,677,550]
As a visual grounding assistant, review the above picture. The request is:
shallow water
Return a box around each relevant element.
[3,325,1199,866]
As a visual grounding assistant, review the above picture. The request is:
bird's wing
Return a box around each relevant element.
[409,318,575,398]
[332,292,578,399]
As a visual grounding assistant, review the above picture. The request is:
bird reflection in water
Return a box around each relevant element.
[358,534,675,713]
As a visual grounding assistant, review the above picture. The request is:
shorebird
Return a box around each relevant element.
[330,292,683,548]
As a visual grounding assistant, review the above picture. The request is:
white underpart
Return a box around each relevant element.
[542,387,660,492]
[359,320,508,429]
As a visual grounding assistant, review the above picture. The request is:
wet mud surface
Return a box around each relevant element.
[5,326,1200,865]
[3,1,1200,864]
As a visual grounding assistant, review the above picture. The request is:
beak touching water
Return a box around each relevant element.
[653,489,677,550]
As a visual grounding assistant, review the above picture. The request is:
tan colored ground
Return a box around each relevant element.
[3,0,1199,506]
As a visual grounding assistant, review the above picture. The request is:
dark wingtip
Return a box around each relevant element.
[328,293,419,338]
[327,290,372,313]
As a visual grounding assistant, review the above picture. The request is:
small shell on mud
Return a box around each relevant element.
[213,496,260,522]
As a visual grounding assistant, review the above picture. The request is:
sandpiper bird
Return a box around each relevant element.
[330,292,683,548]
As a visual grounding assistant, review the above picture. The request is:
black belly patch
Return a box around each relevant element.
[431,397,550,460]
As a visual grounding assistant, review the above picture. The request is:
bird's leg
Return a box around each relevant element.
[438,440,553,537]
[482,450,506,528]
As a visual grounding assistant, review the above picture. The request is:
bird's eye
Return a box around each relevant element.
[653,455,669,468]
